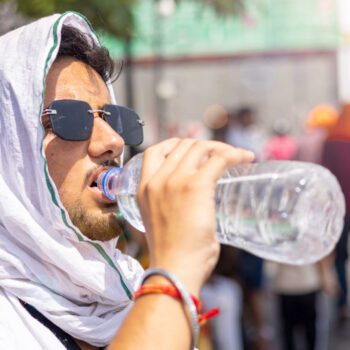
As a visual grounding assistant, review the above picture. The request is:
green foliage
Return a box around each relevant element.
[177,0,247,16]
[0,0,137,40]
[0,0,247,39]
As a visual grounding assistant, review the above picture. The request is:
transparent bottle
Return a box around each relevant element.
[98,153,345,265]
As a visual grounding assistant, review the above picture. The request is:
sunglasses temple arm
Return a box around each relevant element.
[42,109,57,116]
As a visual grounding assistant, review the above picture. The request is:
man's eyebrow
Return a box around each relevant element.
[42,100,112,111]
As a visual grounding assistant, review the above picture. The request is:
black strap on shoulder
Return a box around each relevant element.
[20,300,81,350]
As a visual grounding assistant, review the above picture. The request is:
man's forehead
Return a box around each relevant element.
[44,57,110,108]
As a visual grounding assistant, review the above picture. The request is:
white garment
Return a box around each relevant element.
[0,12,144,348]
[201,276,243,350]
[272,263,321,295]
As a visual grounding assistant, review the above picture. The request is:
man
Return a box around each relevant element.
[0,12,254,349]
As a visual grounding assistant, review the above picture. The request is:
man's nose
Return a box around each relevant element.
[88,117,125,161]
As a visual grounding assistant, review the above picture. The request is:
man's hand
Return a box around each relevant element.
[137,138,255,295]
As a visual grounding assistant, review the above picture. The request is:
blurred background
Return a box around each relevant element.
[2,0,350,349]
[1,0,347,146]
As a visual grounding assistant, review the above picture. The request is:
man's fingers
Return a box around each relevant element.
[139,138,181,186]
[149,139,197,182]
[139,139,255,203]
[195,149,254,184]
[174,140,255,177]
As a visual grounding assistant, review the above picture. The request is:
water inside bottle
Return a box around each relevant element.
[215,162,344,264]
[216,171,302,246]
[113,156,344,264]
[117,193,145,232]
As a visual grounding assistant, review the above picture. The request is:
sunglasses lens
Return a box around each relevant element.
[49,100,93,141]
[46,100,143,145]
[104,105,144,146]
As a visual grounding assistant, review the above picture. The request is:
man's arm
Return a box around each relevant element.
[108,138,255,349]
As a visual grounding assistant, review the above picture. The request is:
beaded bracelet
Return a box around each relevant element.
[137,268,200,349]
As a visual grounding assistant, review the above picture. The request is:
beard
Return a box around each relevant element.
[62,196,122,241]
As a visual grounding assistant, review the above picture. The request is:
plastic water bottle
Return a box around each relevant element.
[98,153,345,265]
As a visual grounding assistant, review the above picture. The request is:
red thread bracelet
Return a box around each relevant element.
[134,284,202,310]
[134,284,220,325]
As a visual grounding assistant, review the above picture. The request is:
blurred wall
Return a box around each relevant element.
[113,49,338,145]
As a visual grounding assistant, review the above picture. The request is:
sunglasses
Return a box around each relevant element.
[42,99,144,146]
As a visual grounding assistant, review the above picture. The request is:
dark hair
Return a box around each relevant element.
[236,107,253,119]
[57,25,120,82]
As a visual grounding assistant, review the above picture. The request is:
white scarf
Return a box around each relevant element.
[0,12,144,348]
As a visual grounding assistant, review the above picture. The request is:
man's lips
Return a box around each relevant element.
[87,185,116,204]
[87,167,107,188]
[87,166,117,204]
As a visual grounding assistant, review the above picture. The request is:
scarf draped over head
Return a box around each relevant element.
[0,12,143,348]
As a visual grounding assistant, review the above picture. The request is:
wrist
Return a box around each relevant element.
[147,263,202,297]
[139,267,201,348]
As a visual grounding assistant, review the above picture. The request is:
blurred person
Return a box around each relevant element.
[204,105,230,143]
[322,103,350,325]
[263,118,336,350]
[296,105,338,164]
[0,13,255,349]
[226,107,265,159]
[238,250,269,350]
[225,106,268,350]
[270,258,337,350]
[263,119,298,161]
[201,246,243,350]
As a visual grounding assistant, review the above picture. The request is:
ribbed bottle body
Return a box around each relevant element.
[215,162,345,264]
[98,155,345,265]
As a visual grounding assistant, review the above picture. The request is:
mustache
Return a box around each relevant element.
[84,160,120,186]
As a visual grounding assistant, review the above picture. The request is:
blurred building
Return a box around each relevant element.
[105,0,340,145]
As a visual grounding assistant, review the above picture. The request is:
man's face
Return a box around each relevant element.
[43,57,125,241]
